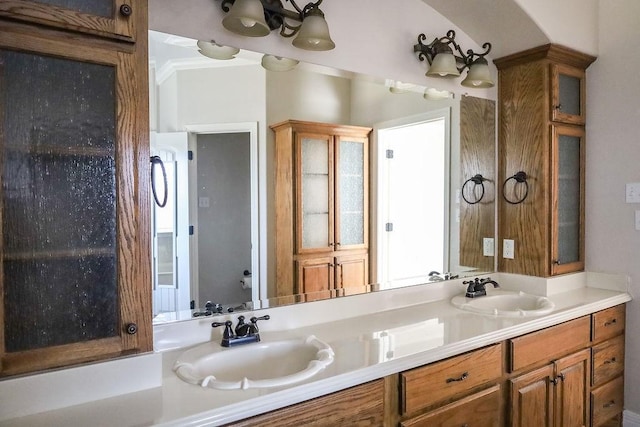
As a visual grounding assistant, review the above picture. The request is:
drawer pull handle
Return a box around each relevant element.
[604,357,617,364]
[446,372,468,383]
[603,400,616,408]
[604,318,617,326]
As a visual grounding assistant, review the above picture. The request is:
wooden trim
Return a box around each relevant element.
[494,44,596,70]
[0,0,135,41]
[270,119,372,138]
[274,126,295,296]
[1,337,124,376]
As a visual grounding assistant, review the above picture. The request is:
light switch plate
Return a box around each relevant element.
[626,183,640,203]
[503,239,515,259]
[636,211,640,231]
[483,238,494,257]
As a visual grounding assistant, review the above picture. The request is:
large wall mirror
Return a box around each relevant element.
[149,30,496,323]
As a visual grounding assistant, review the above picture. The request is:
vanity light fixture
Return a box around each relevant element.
[197,40,240,60]
[219,0,335,51]
[414,30,494,88]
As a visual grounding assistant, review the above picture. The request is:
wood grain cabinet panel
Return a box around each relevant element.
[592,335,624,387]
[592,305,625,343]
[224,379,384,427]
[401,343,502,415]
[509,316,590,372]
[510,364,555,427]
[401,384,501,427]
[591,376,624,427]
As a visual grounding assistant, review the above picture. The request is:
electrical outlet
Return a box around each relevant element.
[483,238,494,257]
[503,239,515,259]
[626,183,640,203]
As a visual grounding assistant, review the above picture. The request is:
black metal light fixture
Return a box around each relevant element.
[219,0,335,51]
[413,30,494,88]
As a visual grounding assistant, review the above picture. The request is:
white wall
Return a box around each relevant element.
[586,0,640,413]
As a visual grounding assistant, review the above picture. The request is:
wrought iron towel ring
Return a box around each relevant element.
[150,155,168,208]
[461,174,488,204]
[502,171,529,205]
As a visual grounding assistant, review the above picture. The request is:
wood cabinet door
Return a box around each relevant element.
[0,0,138,41]
[550,125,585,275]
[335,253,368,289]
[296,257,334,299]
[0,26,150,376]
[510,364,555,427]
[554,349,590,427]
[295,132,335,254]
[551,63,586,125]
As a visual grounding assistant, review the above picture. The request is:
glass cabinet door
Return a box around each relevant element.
[335,136,368,250]
[0,0,137,40]
[551,125,585,275]
[551,64,586,125]
[296,134,333,253]
[0,34,148,376]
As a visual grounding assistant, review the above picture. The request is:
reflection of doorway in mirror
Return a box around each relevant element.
[151,132,190,316]
[376,111,449,289]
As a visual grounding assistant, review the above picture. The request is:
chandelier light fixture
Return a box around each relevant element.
[413,30,494,88]
[219,0,335,51]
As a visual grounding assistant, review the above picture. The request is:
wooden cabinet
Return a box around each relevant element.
[510,349,590,427]
[495,44,595,277]
[590,305,626,427]
[0,0,139,41]
[0,2,150,377]
[399,343,503,425]
[224,379,385,427]
[272,120,371,298]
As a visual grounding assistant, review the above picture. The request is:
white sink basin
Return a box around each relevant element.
[451,290,555,317]
[173,335,334,390]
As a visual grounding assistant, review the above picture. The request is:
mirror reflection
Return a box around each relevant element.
[148,30,496,322]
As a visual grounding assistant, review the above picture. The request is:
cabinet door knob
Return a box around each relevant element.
[119,4,133,16]
[125,323,138,335]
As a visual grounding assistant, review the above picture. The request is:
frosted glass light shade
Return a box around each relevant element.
[426,52,460,78]
[461,59,494,88]
[222,0,270,37]
[196,40,240,60]
[292,13,335,51]
[261,55,299,71]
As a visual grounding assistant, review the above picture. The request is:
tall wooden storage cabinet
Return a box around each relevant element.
[495,44,596,277]
[0,0,150,376]
[272,120,370,300]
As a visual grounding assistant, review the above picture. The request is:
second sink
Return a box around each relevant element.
[451,290,555,317]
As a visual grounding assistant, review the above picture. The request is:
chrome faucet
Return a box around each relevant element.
[212,314,270,347]
[463,277,499,298]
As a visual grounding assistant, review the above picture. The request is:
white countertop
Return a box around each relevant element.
[0,272,632,427]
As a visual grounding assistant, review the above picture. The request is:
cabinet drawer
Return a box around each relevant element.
[592,335,624,387]
[592,305,625,343]
[400,343,502,415]
[401,384,501,427]
[592,376,624,427]
[508,316,590,372]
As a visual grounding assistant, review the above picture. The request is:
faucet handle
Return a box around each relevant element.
[250,315,270,333]
[212,320,234,340]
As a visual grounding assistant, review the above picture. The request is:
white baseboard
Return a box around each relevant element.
[624,410,640,426]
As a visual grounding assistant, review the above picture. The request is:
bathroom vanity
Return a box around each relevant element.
[0,272,629,426]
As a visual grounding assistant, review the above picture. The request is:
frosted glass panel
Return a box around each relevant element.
[559,74,581,116]
[339,141,364,246]
[1,49,118,352]
[302,138,329,174]
[36,0,113,17]
[303,213,330,248]
[301,137,330,249]
[557,134,581,264]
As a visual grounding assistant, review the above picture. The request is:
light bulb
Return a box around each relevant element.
[240,17,256,28]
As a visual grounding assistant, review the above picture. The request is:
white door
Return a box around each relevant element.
[150,131,190,314]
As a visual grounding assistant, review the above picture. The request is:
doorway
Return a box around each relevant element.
[375,110,450,289]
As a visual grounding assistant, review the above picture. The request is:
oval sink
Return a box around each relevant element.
[173,335,334,390]
[451,290,555,317]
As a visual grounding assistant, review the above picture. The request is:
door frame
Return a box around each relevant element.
[183,122,264,306]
